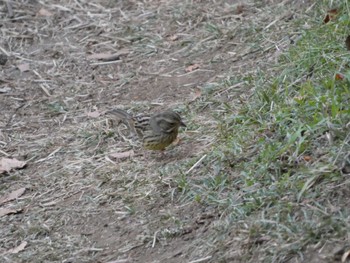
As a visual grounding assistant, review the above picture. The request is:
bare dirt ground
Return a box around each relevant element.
[1,0,315,262]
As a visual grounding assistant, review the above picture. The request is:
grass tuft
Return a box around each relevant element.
[180,1,350,261]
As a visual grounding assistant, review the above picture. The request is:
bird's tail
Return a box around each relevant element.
[107,109,133,120]
[106,109,137,134]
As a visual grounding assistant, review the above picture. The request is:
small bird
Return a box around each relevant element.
[107,109,186,151]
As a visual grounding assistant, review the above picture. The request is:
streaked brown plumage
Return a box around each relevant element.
[107,109,186,150]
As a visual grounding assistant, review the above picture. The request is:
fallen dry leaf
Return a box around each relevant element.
[235,4,245,14]
[110,150,134,159]
[17,63,30,72]
[0,208,22,217]
[185,63,200,73]
[345,35,350,51]
[328,8,338,14]
[303,156,312,162]
[37,8,53,17]
[0,158,26,174]
[189,88,202,102]
[7,241,27,254]
[167,34,179,41]
[86,110,101,118]
[323,8,338,24]
[0,188,26,205]
[323,14,330,23]
[335,73,345,80]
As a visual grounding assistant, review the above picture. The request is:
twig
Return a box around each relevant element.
[6,0,14,18]
[188,256,212,263]
[186,154,207,174]
[152,231,159,248]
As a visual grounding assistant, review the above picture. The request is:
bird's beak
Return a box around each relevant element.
[180,120,186,127]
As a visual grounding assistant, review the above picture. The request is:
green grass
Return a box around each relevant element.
[179,1,350,261]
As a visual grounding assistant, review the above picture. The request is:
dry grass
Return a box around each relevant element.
[1,0,346,262]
